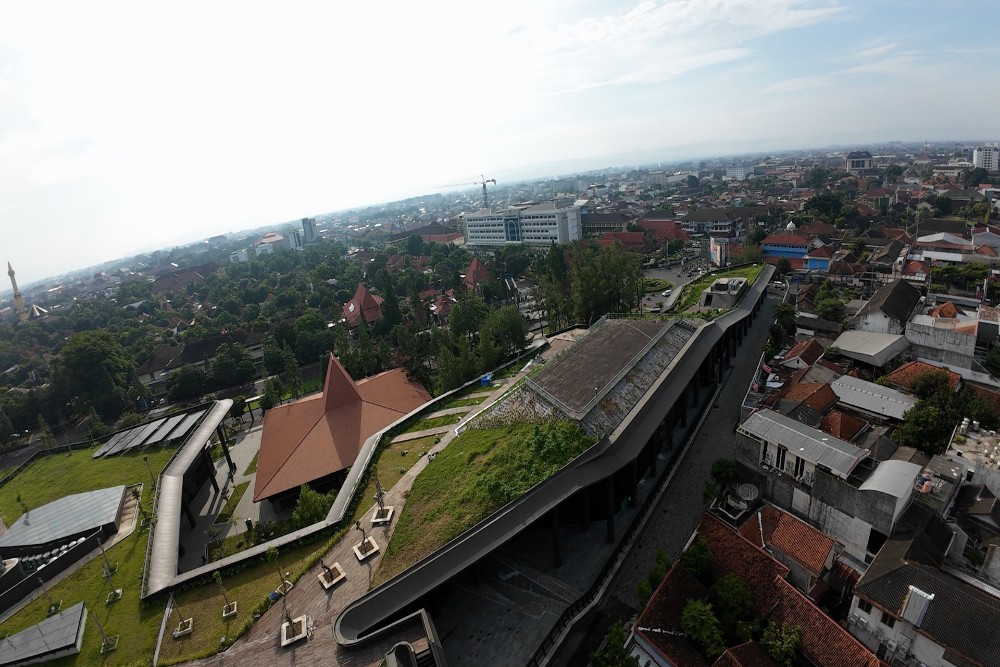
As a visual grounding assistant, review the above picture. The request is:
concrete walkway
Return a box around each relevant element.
[182,370,531,666]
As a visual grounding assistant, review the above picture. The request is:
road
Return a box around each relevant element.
[550,294,777,666]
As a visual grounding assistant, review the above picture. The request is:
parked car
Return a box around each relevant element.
[661,289,672,297]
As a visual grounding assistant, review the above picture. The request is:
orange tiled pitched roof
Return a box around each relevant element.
[883,361,961,391]
[342,283,384,328]
[782,382,838,413]
[738,505,834,577]
[253,354,430,501]
[463,256,491,289]
[820,410,868,441]
[927,301,961,318]
[700,515,880,667]
[712,642,781,667]
[783,338,824,366]
[636,561,710,667]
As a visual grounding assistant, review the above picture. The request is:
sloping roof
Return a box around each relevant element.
[739,409,869,478]
[830,330,910,367]
[762,233,809,247]
[0,486,125,549]
[858,459,922,499]
[884,361,961,391]
[713,642,780,667]
[699,515,881,667]
[342,283,384,328]
[830,375,916,420]
[783,338,824,366]
[0,602,86,665]
[635,561,710,667]
[819,409,868,441]
[739,505,834,577]
[856,279,922,324]
[253,355,430,501]
[782,382,838,414]
[901,260,929,276]
[463,256,491,288]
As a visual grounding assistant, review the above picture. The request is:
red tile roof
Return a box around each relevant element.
[636,561,710,667]
[883,361,961,391]
[342,283,384,327]
[638,218,690,242]
[783,338,824,366]
[806,245,835,258]
[598,231,645,250]
[253,354,430,501]
[738,505,834,577]
[782,382,838,413]
[712,642,781,667]
[901,260,929,276]
[820,410,868,441]
[762,233,809,248]
[463,256,491,289]
[700,515,880,667]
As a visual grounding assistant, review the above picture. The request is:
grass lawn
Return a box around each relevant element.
[243,451,259,476]
[214,481,250,524]
[157,537,332,665]
[434,394,489,411]
[0,445,177,526]
[643,277,674,293]
[374,422,592,586]
[0,488,165,666]
[396,413,463,435]
[350,436,437,524]
[671,264,765,314]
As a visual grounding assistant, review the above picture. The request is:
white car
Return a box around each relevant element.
[661,289,672,297]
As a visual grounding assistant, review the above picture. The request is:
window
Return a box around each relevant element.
[858,599,872,614]
[882,615,896,629]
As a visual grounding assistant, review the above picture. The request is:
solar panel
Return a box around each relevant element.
[0,602,86,664]
[0,486,125,549]
[103,425,146,456]
[143,414,187,446]
[92,430,130,459]
[118,418,167,453]
[167,410,206,441]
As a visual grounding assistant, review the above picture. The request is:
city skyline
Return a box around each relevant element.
[2,0,999,285]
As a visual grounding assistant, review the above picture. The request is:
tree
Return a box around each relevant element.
[167,364,210,403]
[294,312,333,365]
[56,330,140,421]
[681,600,726,659]
[761,621,802,666]
[291,484,330,528]
[964,167,989,189]
[775,258,791,276]
[710,459,740,487]
[804,192,843,219]
[405,234,424,257]
[710,573,752,640]
[211,342,256,390]
[589,620,640,667]
[686,175,700,188]
[450,296,490,342]
[680,536,711,577]
[883,164,905,184]
[774,303,796,337]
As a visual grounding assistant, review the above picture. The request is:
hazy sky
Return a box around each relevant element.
[2,0,998,285]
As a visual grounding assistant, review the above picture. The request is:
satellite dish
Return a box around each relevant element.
[737,483,759,502]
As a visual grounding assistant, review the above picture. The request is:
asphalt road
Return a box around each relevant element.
[550,294,777,666]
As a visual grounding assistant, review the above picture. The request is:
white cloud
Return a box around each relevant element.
[758,75,836,94]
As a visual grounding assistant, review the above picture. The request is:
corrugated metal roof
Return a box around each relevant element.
[831,330,910,366]
[740,409,868,478]
[831,375,915,420]
[859,459,922,498]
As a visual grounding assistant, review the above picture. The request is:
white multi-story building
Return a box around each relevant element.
[973,145,999,172]
[463,200,582,246]
[725,163,753,180]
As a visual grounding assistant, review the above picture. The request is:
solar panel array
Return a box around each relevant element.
[0,485,126,549]
[0,602,86,665]
[91,409,207,459]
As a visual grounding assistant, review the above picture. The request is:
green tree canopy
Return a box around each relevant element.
[761,621,802,666]
[56,330,140,421]
[589,620,640,667]
[211,342,256,389]
[681,599,726,660]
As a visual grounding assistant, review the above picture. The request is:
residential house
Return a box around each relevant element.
[781,338,825,369]
[900,260,930,285]
[150,262,219,297]
[737,504,834,594]
[462,256,491,291]
[883,360,962,393]
[846,151,874,174]
[597,231,645,252]
[803,244,834,271]
[342,283,384,328]
[761,233,810,269]
[854,279,922,335]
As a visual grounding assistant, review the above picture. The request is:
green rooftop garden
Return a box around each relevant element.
[671,264,765,314]
[374,420,595,586]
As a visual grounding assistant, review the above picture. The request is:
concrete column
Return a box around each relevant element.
[551,508,561,567]
[605,477,616,543]
[202,449,220,494]
[216,425,236,474]
[629,459,639,508]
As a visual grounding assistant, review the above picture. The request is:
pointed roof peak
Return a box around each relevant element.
[323,353,362,412]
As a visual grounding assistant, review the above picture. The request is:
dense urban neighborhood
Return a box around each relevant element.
[3,141,1000,666]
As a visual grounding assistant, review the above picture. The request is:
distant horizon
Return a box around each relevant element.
[3,135,994,292]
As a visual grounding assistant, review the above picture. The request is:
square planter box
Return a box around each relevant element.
[105,588,122,605]
[274,579,293,597]
[222,601,238,619]
[280,615,309,647]
[172,618,194,639]
[371,505,394,526]
[353,536,380,562]
[100,635,120,654]
[46,600,62,616]
[318,562,346,590]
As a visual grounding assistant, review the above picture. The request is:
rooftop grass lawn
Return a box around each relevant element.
[157,538,331,665]
[350,435,437,524]
[671,264,765,314]
[0,445,177,526]
[396,412,463,435]
[243,451,259,476]
[374,421,594,586]
[214,481,250,524]
[0,487,163,666]
[434,394,490,411]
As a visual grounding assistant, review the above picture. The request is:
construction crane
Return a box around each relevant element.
[435,174,497,209]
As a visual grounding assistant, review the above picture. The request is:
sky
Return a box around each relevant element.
[1,0,998,285]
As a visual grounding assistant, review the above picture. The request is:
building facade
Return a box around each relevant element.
[973,145,999,172]
[463,201,582,246]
